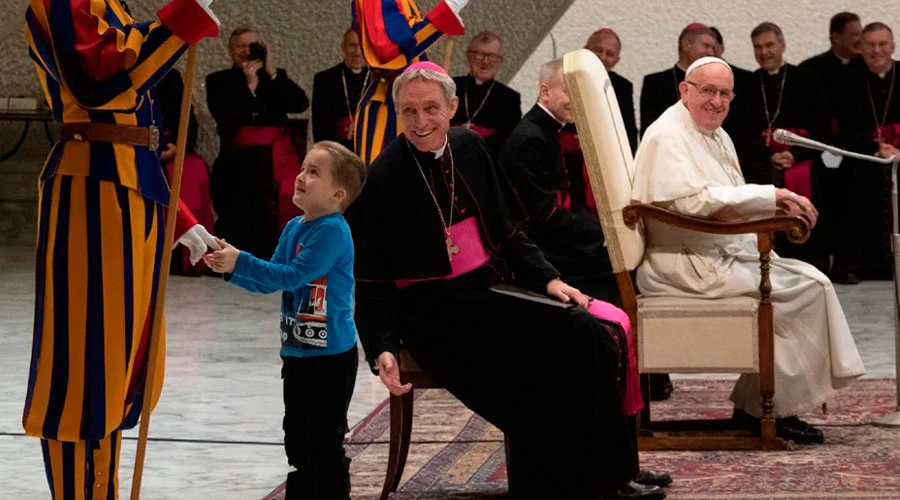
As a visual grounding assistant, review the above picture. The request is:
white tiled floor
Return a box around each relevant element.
[0,244,896,499]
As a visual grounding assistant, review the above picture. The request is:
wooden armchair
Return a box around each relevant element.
[380,349,510,500]
[563,49,811,451]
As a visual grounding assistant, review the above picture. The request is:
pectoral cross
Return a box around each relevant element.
[446,236,460,261]
[765,127,772,147]
[463,121,472,129]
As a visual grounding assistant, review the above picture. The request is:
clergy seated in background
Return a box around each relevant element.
[799,11,864,284]
[732,22,829,272]
[631,57,866,444]
[312,28,369,151]
[349,62,667,500]
[500,59,672,494]
[839,22,900,282]
[450,30,522,157]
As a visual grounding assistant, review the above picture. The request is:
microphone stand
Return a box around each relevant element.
[878,154,900,427]
[780,132,900,427]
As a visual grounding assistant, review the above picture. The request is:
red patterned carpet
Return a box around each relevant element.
[263,378,900,499]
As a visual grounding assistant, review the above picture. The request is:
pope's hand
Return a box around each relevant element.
[176,224,220,265]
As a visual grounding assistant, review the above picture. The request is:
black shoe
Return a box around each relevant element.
[733,410,825,444]
[831,270,859,285]
[646,374,674,401]
[776,416,825,444]
[633,469,672,487]
[605,480,666,500]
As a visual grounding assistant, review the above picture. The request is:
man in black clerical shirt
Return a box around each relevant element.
[640,23,715,133]
[584,28,638,152]
[312,28,368,150]
[450,31,521,157]
[840,22,900,282]
[205,25,310,258]
[349,61,665,500]
[500,59,673,495]
[800,12,865,284]
[709,26,753,138]
[731,22,828,270]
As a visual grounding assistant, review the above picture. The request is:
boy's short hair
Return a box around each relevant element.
[311,141,367,210]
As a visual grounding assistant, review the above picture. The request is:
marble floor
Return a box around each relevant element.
[0,244,896,499]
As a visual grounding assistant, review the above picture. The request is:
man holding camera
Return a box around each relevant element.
[206,25,310,258]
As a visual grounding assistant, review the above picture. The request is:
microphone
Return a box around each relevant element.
[772,128,897,167]
[772,129,834,153]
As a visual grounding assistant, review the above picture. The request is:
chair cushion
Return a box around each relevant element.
[637,295,759,374]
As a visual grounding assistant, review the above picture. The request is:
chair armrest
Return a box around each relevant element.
[623,203,811,244]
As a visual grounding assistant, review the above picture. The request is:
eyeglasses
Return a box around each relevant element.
[685,81,735,102]
[467,50,503,64]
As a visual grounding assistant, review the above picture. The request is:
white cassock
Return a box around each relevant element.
[632,102,865,418]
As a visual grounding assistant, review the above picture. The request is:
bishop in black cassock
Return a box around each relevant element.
[735,64,828,268]
[312,29,368,151]
[840,26,900,280]
[349,63,643,499]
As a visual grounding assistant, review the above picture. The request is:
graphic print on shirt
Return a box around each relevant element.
[289,276,328,349]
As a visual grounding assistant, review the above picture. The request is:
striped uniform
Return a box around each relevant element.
[352,0,465,164]
[23,0,217,498]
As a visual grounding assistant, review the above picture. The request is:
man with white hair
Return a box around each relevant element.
[350,61,664,499]
[632,56,865,444]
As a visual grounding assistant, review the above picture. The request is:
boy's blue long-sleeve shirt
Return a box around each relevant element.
[227,213,357,358]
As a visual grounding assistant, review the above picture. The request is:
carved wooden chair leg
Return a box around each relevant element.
[392,389,415,492]
[503,434,511,481]
[381,394,403,500]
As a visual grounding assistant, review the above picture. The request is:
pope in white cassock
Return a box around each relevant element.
[631,56,865,444]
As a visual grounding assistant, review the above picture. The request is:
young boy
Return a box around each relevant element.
[205,141,367,499]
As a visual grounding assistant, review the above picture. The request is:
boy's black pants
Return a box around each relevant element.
[282,345,358,500]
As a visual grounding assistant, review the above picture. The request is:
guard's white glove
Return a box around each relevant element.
[193,0,220,26]
[176,224,220,265]
[444,0,469,14]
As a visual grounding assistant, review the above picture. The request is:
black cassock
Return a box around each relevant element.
[348,127,638,498]
[500,105,617,302]
[839,62,900,279]
[450,75,522,157]
[205,66,309,258]
[799,52,867,276]
[312,62,367,150]
[732,64,828,270]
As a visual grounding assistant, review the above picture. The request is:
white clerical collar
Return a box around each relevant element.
[537,103,566,126]
[344,62,364,74]
[430,136,448,159]
[767,62,786,75]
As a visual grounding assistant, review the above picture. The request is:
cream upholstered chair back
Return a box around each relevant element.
[562,49,644,273]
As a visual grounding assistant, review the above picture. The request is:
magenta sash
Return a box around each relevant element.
[452,124,498,139]
[335,116,354,141]
[764,127,812,200]
[395,217,490,289]
[872,123,900,147]
[558,128,580,154]
[586,300,643,415]
[468,124,497,139]
[231,126,303,228]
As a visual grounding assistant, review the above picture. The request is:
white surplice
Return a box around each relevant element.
[632,102,865,418]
